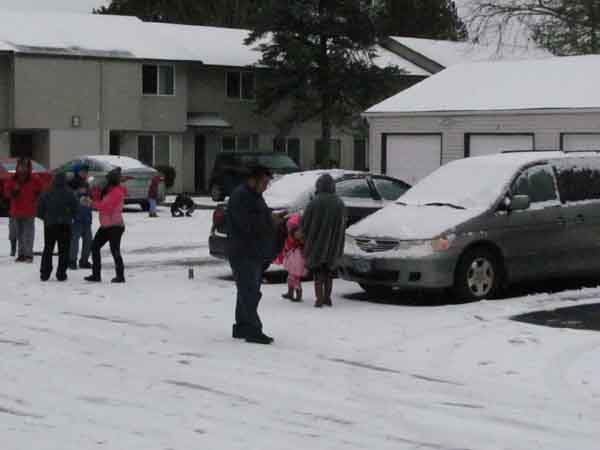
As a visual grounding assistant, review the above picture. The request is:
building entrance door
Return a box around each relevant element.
[195,134,206,193]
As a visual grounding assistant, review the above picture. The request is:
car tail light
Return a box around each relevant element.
[120,175,135,182]
[213,208,226,227]
[152,175,165,183]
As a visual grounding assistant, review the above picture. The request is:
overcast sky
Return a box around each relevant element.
[0,0,108,13]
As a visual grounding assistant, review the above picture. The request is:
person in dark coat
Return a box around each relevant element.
[226,165,283,344]
[171,194,195,217]
[37,173,79,282]
[301,174,346,307]
[68,163,93,269]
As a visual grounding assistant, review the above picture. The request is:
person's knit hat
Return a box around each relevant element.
[106,167,122,185]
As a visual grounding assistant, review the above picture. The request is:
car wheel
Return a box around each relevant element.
[210,185,224,202]
[359,283,394,298]
[453,247,503,301]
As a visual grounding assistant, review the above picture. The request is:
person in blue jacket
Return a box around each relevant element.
[68,163,93,270]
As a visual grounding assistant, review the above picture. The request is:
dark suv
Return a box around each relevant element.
[208,152,300,201]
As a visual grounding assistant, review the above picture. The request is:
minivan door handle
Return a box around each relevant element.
[557,216,567,226]
[575,214,585,224]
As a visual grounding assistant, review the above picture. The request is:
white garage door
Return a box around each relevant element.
[562,134,600,151]
[385,134,441,185]
[469,134,534,157]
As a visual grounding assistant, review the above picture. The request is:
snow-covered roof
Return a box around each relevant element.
[0,10,199,61]
[0,9,431,74]
[366,55,600,115]
[390,36,551,68]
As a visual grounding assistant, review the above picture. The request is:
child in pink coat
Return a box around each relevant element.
[280,214,307,302]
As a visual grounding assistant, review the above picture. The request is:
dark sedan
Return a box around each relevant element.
[209,169,410,261]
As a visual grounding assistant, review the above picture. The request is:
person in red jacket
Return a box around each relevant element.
[147,176,160,218]
[3,158,44,262]
[85,167,128,283]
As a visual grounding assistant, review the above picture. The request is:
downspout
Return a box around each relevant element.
[98,61,105,153]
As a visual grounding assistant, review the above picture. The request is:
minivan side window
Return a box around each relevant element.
[511,165,558,205]
[556,160,600,202]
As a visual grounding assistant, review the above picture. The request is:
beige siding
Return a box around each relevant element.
[102,61,143,131]
[369,111,600,175]
[14,56,101,130]
[49,129,100,169]
[0,55,10,130]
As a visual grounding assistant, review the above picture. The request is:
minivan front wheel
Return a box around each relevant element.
[454,248,502,301]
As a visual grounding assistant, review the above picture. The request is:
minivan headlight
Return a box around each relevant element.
[430,236,451,252]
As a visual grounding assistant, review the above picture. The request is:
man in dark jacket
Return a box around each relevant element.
[37,173,79,282]
[226,165,283,344]
[68,163,93,269]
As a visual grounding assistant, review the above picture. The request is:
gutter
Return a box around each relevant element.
[363,107,600,119]
[380,37,445,75]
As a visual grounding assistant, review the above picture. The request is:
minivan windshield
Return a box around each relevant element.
[239,154,298,171]
[399,157,531,209]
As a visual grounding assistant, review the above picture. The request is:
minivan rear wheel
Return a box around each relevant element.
[454,247,502,301]
[211,184,224,202]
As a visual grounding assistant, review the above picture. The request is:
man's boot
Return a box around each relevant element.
[314,281,324,308]
[10,239,16,257]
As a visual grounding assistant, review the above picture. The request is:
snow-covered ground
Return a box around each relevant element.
[1,208,600,450]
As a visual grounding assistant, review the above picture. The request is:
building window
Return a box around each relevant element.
[315,139,341,168]
[227,71,255,100]
[138,135,171,166]
[221,135,259,152]
[274,137,301,166]
[142,64,175,95]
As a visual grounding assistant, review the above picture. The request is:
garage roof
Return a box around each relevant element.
[366,55,600,115]
[390,36,550,68]
[0,9,431,74]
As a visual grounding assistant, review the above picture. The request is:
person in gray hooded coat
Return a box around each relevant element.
[301,174,346,307]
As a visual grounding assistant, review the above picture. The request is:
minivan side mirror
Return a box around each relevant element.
[508,194,531,212]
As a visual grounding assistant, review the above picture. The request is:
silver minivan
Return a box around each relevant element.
[340,151,600,300]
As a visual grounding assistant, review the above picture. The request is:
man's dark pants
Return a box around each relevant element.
[41,224,71,280]
[229,257,264,336]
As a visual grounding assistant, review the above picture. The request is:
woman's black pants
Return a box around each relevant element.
[91,226,125,279]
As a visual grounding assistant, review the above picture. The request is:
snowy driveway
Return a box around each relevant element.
[1,209,600,449]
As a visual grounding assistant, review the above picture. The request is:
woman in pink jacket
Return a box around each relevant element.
[85,167,128,283]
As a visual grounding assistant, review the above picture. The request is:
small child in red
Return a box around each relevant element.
[279,214,307,302]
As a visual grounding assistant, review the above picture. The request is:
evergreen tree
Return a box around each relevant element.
[246,0,404,164]
[378,0,467,41]
[469,0,600,55]
[94,0,267,28]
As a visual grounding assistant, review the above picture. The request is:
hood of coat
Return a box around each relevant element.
[347,204,485,240]
[13,158,32,181]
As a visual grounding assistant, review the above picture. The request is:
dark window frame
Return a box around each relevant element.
[142,64,176,96]
[226,71,256,101]
[137,135,172,167]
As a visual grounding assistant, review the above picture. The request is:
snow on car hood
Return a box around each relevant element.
[347,204,485,240]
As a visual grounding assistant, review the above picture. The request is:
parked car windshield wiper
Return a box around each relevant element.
[424,202,466,210]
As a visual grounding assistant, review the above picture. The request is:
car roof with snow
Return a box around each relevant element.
[83,155,155,171]
[264,169,366,208]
